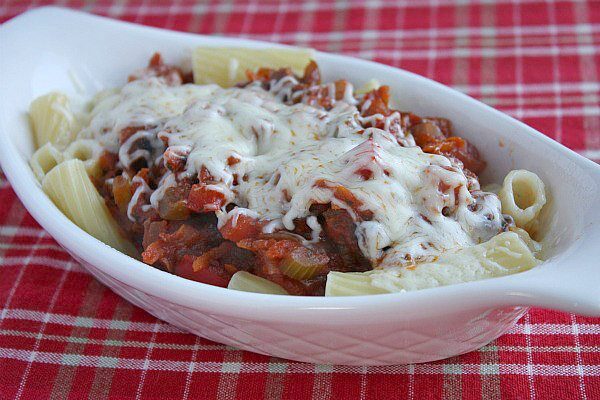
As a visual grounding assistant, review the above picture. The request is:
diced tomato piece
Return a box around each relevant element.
[148,53,162,68]
[142,240,167,265]
[128,52,185,86]
[226,155,240,166]
[333,185,374,221]
[187,184,226,213]
[355,168,373,180]
[198,166,214,183]
[164,147,188,172]
[133,168,151,185]
[313,180,373,220]
[245,66,294,85]
[423,137,486,174]
[424,117,453,137]
[302,60,321,85]
[219,214,263,242]
[411,122,446,147]
[141,220,222,271]
[266,240,302,260]
[361,86,391,116]
[334,80,351,101]
[174,255,230,287]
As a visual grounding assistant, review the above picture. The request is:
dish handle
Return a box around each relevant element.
[507,244,600,316]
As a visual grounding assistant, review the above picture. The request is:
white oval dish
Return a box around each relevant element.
[1,7,599,365]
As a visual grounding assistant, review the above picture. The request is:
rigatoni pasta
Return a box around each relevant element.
[509,226,542,254]
[324,272,389,297]
[29,92,76,147]
[192,47,315,87]
[42,159,137,257]
[325,232,539,296]
[63,139,104,178]
[30,143,64,182]
[228,271,288,295]
[498,169,546,229]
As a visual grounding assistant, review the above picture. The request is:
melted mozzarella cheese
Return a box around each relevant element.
[78,77,505,267]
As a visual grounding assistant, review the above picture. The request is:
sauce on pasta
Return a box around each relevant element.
[71,54,514,295]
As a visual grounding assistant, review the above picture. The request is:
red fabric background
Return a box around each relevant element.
[1,1,599,399]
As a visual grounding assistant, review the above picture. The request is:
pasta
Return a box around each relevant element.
[42,159,137,257]
[192,47,315,87]
[509,226,542,254]
[498,169,546,229]
[29,92,76,147]
[30,143,64,182]
[63,139,104,178]
[28,51,549,296]
[325,232,539,296]
[228,271,288,294]
[323,271,390,297]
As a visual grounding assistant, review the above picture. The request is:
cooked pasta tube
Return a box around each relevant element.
[42,159,137,256]
[193,47,315,87]
[509,226,542,254]
[325,232,540,296]
[324,271,389,297]
[29,92,76,147]
[228,271,288,295]
[63,139,104,178]
[498,169,546,229]
[30,143,64,182]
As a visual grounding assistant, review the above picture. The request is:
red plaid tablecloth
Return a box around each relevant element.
[1,1,599,399]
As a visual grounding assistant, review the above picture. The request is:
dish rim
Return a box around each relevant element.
[1,6,599,319]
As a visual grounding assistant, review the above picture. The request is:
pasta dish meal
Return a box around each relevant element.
[28,48,547,296]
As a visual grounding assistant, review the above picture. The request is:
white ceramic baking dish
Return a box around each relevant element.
[1,7,599,365]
